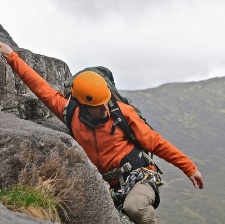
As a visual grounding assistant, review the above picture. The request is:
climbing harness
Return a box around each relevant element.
[103,147,163,187]
[110,167,164,210]
[103,147,164,209]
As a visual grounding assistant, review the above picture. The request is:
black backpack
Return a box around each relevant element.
[64,66,154,137]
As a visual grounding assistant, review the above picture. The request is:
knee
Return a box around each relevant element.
[123,201,143,222]
[123,196,157,224]
[123,197,140,217]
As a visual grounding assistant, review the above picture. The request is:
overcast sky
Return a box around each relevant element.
[1,0,225,90]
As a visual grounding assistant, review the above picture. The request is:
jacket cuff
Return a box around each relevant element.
[7,51,18,64]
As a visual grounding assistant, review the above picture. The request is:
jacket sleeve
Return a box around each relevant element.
[6,52,68,122]
[120,102,197,177]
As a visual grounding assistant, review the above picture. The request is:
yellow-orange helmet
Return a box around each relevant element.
[71,71,111,106]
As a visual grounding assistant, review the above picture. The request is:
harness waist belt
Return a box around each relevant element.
[102,162,132,181]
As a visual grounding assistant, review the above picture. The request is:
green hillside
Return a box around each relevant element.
[120,77,225,224]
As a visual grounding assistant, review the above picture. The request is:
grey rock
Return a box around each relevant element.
[0,111,122,224]
[0,25,71,121]
[0,202,58,224]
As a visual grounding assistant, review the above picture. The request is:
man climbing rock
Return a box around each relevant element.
[0,42,204,224]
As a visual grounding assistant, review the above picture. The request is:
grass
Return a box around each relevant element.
[0,149,77,223]
[0,177,68,223]
[0,184,55,209]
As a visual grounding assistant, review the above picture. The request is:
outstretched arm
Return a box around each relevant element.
[0,42,67,122]
[121,103,204,189]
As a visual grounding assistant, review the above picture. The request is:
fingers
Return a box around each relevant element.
[0,41,4,49]
[0,42,13,58]
[196,172,204,189]
[189,170,204,189]
[191,177,204,189]
[190,177,197,188]
[190,176,199,188]
[0,42,2,54]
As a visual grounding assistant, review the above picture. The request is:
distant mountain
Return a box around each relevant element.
[121,77,225,224]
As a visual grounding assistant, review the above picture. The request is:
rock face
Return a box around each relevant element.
[0,24,71,120]
[0,202,56,224]
[0,112,122,224]
[0,25,131,223]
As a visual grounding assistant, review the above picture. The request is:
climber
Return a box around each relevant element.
[0,42,204,224]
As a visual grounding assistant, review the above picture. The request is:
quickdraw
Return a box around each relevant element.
[110,167,164,210]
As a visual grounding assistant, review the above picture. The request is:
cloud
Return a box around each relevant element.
[1,0,225,90]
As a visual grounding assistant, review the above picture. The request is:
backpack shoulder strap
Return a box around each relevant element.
[108,97,157,164]
[108,97,137,143]
[63,99,79,138]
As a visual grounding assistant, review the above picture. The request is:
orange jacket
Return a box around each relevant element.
[7,52,197,178]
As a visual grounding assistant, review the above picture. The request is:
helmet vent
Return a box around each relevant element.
[86,95,92,101]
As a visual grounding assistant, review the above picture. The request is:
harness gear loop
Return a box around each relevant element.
[142,150,163,174]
